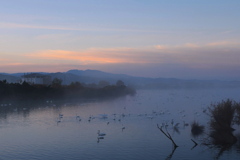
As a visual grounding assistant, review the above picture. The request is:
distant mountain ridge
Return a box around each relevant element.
[66,69,140,84]
[1,69,240,89]
[0,74,20,83]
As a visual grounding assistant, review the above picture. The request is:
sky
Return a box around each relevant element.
[1,0,240,80]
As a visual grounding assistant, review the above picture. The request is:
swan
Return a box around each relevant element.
[171,119,174,126]
[97,130,106,136]
[59,114,63,118]
[183,121,189,126]
[98,136,104,139]
[76,114,80,119]
[97,136,104,143]
[57,119,61,124]
[174,123,180,127]
[99,114,108,119]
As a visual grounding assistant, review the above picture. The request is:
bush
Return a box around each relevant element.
[209,99,236,131]
[208,99,238,145]
[191,121,205,137]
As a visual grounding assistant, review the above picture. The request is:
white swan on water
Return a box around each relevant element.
[97,130,106,136]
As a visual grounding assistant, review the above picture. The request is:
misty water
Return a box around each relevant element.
[0,88,240,160]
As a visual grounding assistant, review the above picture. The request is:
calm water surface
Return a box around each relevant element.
[0,88,240,160]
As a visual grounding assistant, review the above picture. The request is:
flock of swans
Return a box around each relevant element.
[53,103,207,144]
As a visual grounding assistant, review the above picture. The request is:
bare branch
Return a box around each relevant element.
[157,124,178,148]
[191,139,198,150]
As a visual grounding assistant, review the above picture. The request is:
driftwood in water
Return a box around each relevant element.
[191,139,198,150]
[157,124,178,148]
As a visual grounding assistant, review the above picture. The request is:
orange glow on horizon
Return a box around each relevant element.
[27,49,150,64]
[0,41,239,74]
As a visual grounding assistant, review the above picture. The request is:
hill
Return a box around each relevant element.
[0,73,21,83]
[1,69,240,89]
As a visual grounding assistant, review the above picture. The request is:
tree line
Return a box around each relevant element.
[0,79,136,103]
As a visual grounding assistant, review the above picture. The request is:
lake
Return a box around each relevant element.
[0,88,240,160]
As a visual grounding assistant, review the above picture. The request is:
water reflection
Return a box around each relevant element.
[165,147,177,160]
[0,89,240,159]
[191,121,205,138]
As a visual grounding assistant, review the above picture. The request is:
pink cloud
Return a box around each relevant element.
[1,41,240,79]
[26,48,155,64]
[206,41,238,47]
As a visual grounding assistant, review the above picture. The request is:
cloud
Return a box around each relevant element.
[0,58,8,62]
[0,54,23,65]
[155,41,240,50]
[206,41,240,47]
[0,22,87,31]
[35,34,71,40]
[154,41,240,68]
[25,40,240,69]
[0,22,162,33]
[0,63,26,66]
[1,40,240,79]
[154,43,199,52]
[26,48,149,64]
[183,43,199,48]
[155,45,168,50]
[27,47,185,65]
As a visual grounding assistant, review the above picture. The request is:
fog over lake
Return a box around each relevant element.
[0,88,240,160]
[1,1,240,159]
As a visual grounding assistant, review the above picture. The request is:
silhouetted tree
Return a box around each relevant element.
[51,78,62,88]
[116,80,125,87]
[87,83,97,88]
[98,80,110,88]
[69,81,83,89]
[235,104,240,125]
[0,79,136,103]
[1,79,7,84]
